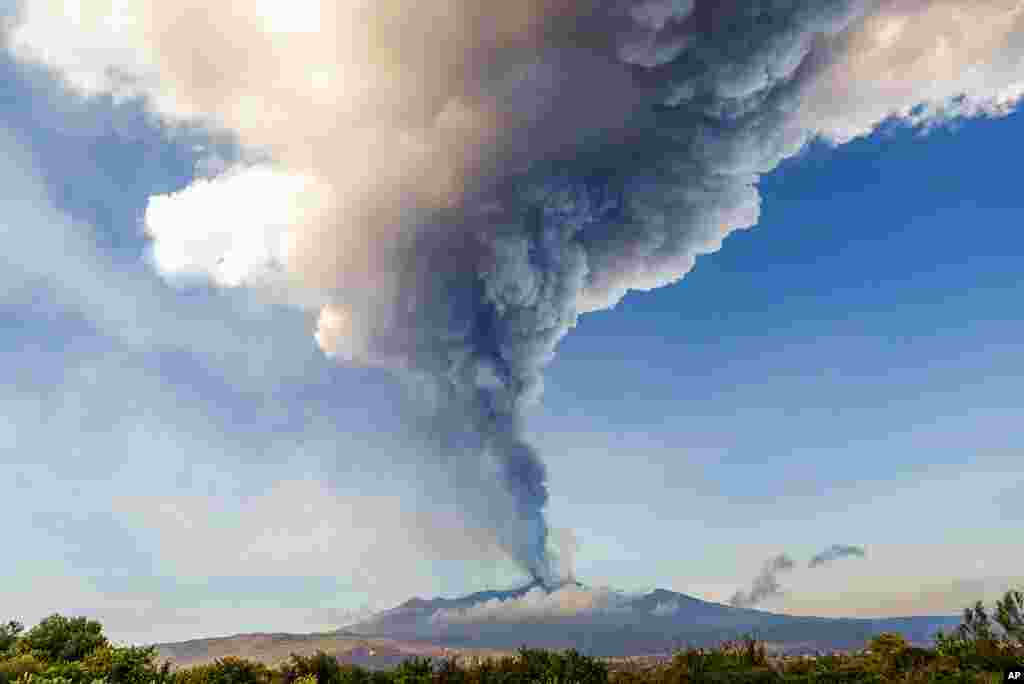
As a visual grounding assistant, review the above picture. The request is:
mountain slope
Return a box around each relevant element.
[154,632,510,670]
[152,584,962,665]
[348,584,960,656]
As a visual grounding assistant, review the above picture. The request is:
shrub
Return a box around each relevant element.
[390,657,432,684]
[499,648,607,684]
[866,632,906,660]
[17,617,107,664]
[281,653,342,684]
[81,646,169,684]
[0,655,45,684]
[13,675,88,684]
[995,589,1023,646]
[173,658,273,684]
[1,623,25,659]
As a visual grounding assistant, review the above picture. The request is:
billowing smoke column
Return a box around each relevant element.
[10,0,1023,581]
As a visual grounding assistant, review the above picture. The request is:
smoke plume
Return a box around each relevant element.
[9,0,1023,581]
[732,545,868,607]
[551,527,581,583]
[808,544,866,568]
[729,553,796,609]
[430,584,633,624]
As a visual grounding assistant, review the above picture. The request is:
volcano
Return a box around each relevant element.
[345,581,961,656]
[153,581,962,667]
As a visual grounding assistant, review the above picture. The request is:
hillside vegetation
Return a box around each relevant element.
[2,589,1020,683]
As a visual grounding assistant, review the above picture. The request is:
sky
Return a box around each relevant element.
[1,0,1023,645]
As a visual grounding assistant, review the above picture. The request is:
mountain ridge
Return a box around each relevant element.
[153,584,962,666]
[346,583,960,655]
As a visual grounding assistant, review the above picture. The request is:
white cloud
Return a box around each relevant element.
[0,124,324,388]
[801,0,1024,143]
[114,478,506,583]
[144,163,332,308]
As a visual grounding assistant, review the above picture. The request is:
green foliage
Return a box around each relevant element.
[497,647,608,684]
[433,658,463,684]
[281,652,347,684]
[173,658,273,684]
[1,623,24,658]
[13,674,84,684]
[31,661,90,684]
[957,602,995,645]
[17,617,108,664]
[661,634,773,682]
[4,596,1023,684]
[0,655,45,684]
[931,589,1024,677]
[390,658,432,684]
[865,632,906,659]
[934,630,971,659]
[995,589,1023,646]
[81,646,170,684]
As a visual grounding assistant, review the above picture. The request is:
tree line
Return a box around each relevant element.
[1,589,1020,683]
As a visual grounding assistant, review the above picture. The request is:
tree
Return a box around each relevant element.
[17,616,107,664]
[390,657,432,684]
[434,657,464,684]
[867,632,907,659]
[185,657,274,684]
[0,623,24,658]
[281,652,341,684]
[995,589,1023,646]
[82,645,170,684]
[957,601,995,643]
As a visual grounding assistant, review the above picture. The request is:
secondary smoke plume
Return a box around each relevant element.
[10,0,1023,581]
[809,544,866,568]
[729,553,796,609]
[551,528,581,583]
[732,545,868,608]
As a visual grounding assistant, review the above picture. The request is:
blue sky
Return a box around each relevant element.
[536,115,1024,603]
[2,1,1023,644]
